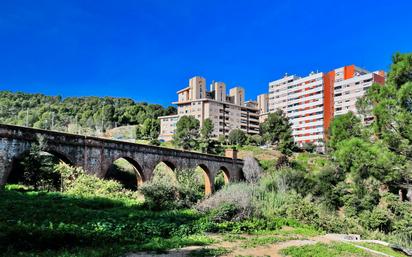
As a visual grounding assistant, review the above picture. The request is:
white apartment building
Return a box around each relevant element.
[159,76,261,142]
[265,65,385,147]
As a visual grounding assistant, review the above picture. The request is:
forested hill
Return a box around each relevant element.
[0,91,176,136]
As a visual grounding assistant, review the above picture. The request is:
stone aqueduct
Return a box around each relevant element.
[0,124,244,194]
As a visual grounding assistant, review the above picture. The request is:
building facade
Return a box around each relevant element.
[264,65,385,147]
[159,76,260,142]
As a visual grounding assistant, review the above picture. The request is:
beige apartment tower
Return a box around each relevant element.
[159,76,260,141]
[229,87,245,106]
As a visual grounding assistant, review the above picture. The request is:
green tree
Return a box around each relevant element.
[0,91,176,137]
[228,129,246,146]
[357,53,412,158]
[200,118,214,138]
[246,134,263,146]
[333,138,403,184]
[387,52,412,89]
[199,118,221,154]
[173,116,200,150]
[141,118,160,140]
[328,112,363,150]
[260,110,295,155]
[19,137,61,191]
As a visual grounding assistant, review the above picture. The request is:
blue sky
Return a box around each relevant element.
[0,0,411,106]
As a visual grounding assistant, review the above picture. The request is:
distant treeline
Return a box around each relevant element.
[0,91,176,135]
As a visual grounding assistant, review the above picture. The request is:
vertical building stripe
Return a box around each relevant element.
[323,71,335,133]
[344,65,355,80]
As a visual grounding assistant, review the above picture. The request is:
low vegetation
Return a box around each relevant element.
[281,243,373,257]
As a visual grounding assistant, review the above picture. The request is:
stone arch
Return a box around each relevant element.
[213,166,230,191]
[42,148,74,166]
[151,160,178,183]
[218,166,230,184]
[6,147,72,188]
[159,160,176,171]
[197,164,213,196]
[104,157,144,190]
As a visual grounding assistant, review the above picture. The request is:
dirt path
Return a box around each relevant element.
[126,233,393,257]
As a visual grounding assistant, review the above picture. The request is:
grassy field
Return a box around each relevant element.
[0,186,212,257]
[282,242,376,257]
[0,185,326,257]
[356,242,410,257]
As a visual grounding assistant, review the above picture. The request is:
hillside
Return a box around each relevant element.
[0,91,176,136]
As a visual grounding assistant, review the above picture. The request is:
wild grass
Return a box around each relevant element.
[281,242,373,257]
[356,242,409,257]
[0,186,209,257]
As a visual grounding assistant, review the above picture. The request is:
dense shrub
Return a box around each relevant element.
[243,156,263,183]
[196,183,255,221]
[139,170,179,210]
[55,163,142,201]
[259,167,314,196]
[10,140,61,191]
[360,207,392,233]
[175,168,205,208]
[140,168,205,210]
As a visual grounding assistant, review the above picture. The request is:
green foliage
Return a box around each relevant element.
[140,167,205,210]
[356,242,409,257]
[196,183,255,222]
[198,118,223,154]
[10,139,61,191]
[103,158,140,191]
[333,138,403,184]
[55,163,141,201]
[213,172,227,191]
[388,52,412,89]
[0,187,207,257]
[139,169,180,210]
[260,110,295,155]
[246,134,263,146]
[175,168,205,208]
[328,112,363,150]
[139,118,160,141]
[173,115,200,150]
[200,118,213,138]
[0,91,175,136]
[281,242,373,257]
[300,142,317,153]
[228,128,247,146]
[359,207,392,233]
[188,247,231,257]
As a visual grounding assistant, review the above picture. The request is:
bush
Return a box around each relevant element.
[360,207,392,233]
[228,129,247,146]
[140,168,205,210]
[175,168,205,208]
[196,183,255,221]
[259,167,314,196]
[140,171,179,210]
[243,156,263,183]
[12,142,61,191]
[55,163,142,201]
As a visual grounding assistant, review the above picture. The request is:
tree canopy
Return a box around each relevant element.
[228,129,247,146]
[173,116,200,150]
[0,91,176,137]
[260,110,295,155]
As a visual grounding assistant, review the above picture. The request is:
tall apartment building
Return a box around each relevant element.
[257,93,269,122]
[264,65,385,147]
[159,76,260,141]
